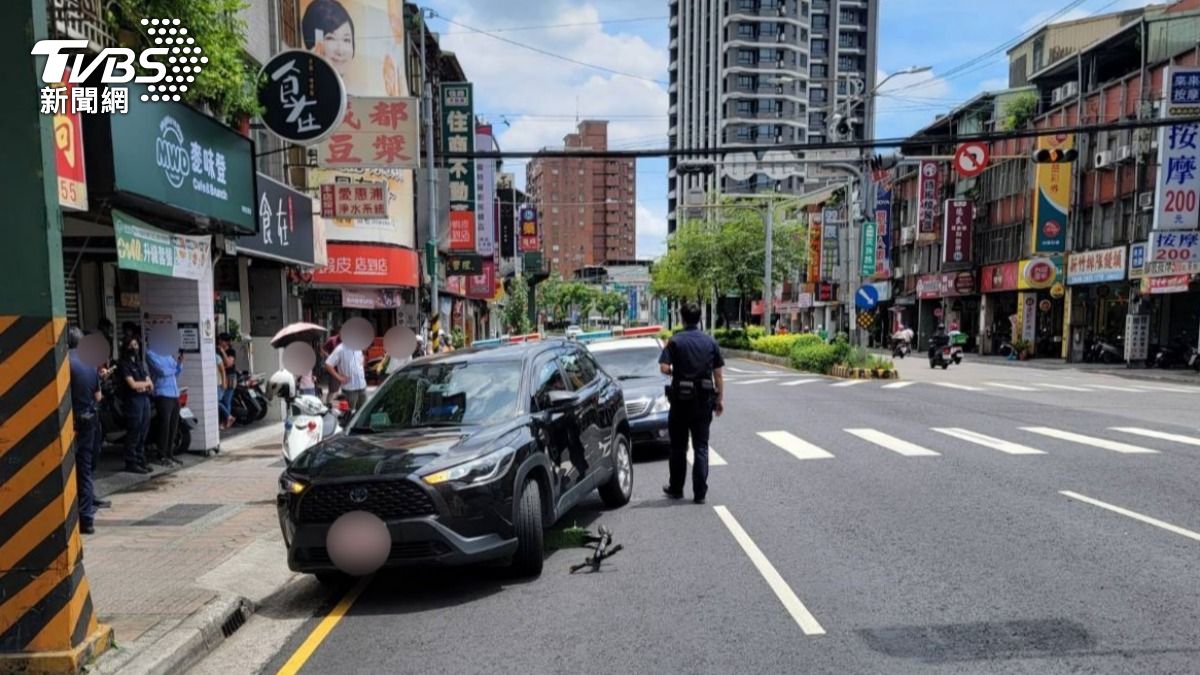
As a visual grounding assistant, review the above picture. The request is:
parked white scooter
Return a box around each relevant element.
[266,371,343,465]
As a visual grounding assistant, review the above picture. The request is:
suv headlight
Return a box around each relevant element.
[279,474,307,495]
[650,394,671,413]
[423,447,517,486]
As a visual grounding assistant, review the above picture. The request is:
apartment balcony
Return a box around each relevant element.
[48,0,116,52]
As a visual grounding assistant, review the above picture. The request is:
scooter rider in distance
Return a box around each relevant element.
[928,324,950,365]
[659,303,725,505]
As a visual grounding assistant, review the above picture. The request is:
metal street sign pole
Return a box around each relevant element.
[419,10,439,333]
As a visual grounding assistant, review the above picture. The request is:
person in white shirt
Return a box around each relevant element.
[324,342,367,415]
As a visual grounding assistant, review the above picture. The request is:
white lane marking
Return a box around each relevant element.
[881,381,915,389]
[844,428,940,457]
[1088,385,1147,392]
[1135,385,1199,393]
[733,378,773,386]
[1060,491,1200,543]
[727,366,758,373]
[758,431,835,460]
[1021,427,1160,454]
[1110,427,1200,447]
[931,428,1046,455]
[933,382,984,391]
[830,380,866,388]
[984,382,1038,392]
[728,366,780,375]
[713,506,826,635]
[1037,383,1094,392]
[688,442,729,467]
[780,379,821,386]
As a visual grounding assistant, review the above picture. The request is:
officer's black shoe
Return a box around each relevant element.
[94,499,112,509]
[80,522,95,535]
[662,485,684,499]
[693,495,706,505]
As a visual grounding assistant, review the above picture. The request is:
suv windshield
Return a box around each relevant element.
[592,346,661,380]
[354,361,522,432]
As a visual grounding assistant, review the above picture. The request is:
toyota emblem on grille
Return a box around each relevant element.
[348,487,369,504]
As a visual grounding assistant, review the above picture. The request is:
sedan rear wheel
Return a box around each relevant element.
[509,479,544,577]
[599,435,633,508]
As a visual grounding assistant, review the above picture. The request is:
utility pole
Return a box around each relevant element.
[0,1,112,669]
[763,204,774,335]
[419,9,439,335]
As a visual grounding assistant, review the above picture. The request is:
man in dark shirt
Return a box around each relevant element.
[69,327,102,534]
[658,303,725,504]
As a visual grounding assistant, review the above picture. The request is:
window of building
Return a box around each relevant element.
[812,64,827,79]
[737,50,755,65]
[808,111,826,127]
[801,1,809,17]
[813,15,828,30]
[735,126,751,139]
[836,80,847,95]
[737,0,755,10]
[737,23,756,39]
[735,100,754,115]
[736,74,755,90]
[812,39,828,57]
[810,87,827,103]
[809,134,825,144]
[839,56,859,71]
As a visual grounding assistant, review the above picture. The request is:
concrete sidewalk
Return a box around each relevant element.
[968,353,1200,385]
[85,424,301,675]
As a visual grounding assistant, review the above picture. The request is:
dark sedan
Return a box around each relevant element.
[588,337,670,447]
[277,340,632,580]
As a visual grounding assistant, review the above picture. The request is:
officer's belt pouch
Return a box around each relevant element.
[674,380,697,401]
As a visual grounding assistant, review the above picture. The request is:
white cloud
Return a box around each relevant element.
[636,202,668,259]
[873,69,954,139]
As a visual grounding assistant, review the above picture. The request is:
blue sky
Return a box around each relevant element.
[425,0,1159,258]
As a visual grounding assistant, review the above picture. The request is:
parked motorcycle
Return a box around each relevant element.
[1154,334,1192,369]
[1088,334,1123,364]
[230,371,269,425]
[267,371,345,464]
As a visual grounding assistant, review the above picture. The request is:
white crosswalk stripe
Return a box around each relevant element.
[845,428,940,457]
[758,431,835,460]
[984,382,1038,392]
[688,442,729,466]
[1135,385,1198,393]
[931,427,1046,455]
[780,379,821,386]
[1088,385,1147,392]
[1110,427,1200,447]
[831,380,866,388]
[1036,383,1093,392]
[933,382,984,391]
[734,378,773,386]
[881,381,915,389]
[1020,427,1160,454]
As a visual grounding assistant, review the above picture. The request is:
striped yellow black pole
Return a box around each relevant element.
[0,318,111,672]
[0,1,113,670]
[431,315,441,351]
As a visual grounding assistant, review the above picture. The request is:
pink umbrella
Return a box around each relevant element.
[270,322,328,348]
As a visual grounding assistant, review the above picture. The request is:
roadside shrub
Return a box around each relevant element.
[870,356,895,371]
[713,328,751,350]
[790,341,840,373]
[746,326,766,339]
[793,333,823,349]
[830,337,852,364]
[750,334,803,357]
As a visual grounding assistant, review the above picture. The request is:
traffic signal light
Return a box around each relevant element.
[1032,148,1078,163]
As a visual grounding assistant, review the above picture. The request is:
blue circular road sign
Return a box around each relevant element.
[855,285,879,310]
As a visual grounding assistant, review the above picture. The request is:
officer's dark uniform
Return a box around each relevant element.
[659,325,724,500]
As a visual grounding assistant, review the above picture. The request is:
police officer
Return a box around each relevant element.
[659,303,725,504]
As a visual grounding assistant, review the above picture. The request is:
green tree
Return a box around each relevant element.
[999,92,1038,131]
[596,291,628,322]
[504,274,532,335]
[107,0,261,122]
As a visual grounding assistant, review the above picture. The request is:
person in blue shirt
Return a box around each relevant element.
[69,327,103,534]
[146,343,184,467]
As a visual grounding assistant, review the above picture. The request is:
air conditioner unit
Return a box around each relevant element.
[1094,150,1114,169]
[1117,145,1132,163]
[1139,192,1154,210]
[1061,81,1079,98]
[1051,86,1065,105]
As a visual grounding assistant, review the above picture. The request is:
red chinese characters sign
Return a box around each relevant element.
[449,211,476,251]
[918,161,940,238]
[53,72,87,211]
[467,260,495,299]
[315,97,420,169]
[311,243,419,288]
[320,181,388,219]
[942,199,974,265]
[980,262,1018,293]
[518,205,540,253]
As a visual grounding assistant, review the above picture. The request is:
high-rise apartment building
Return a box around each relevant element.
[668,0,879,231]
[527,121,637,279]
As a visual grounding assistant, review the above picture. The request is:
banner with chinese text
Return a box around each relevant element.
[942,200,974,265]
[1153,67,1200,231]
[475,127,497,257]
[316,96,419,169]
[917,161,939,240]
[441,83,475,250]
[518,205,540,253]
[873,182,891,279]
[320,182,389,219]
[806,217,823,284]
[1032,134,1073,252]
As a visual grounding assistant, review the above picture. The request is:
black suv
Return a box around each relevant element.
[276,340,632,579]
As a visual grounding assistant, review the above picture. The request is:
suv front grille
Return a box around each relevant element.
[625,399,651,417]
[297,480,436,523]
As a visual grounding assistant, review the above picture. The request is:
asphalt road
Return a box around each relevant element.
[193,357,1200,675]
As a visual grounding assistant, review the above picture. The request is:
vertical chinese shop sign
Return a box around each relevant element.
[441,83,475,250]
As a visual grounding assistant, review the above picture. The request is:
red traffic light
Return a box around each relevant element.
[1032,148,1078,163]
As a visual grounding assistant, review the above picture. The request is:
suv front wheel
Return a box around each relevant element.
[510,479,544,576]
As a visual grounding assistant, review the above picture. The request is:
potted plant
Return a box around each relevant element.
[1011,339,1032,360]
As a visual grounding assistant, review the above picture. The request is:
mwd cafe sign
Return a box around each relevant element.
[86,87,256,233]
